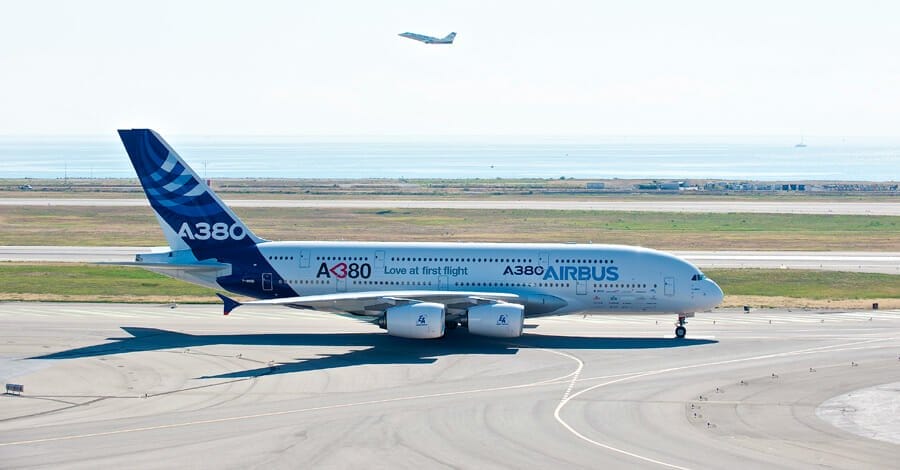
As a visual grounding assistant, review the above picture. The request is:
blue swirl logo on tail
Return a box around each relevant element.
[119,129,263,259]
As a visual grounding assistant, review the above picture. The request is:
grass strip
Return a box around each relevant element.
[2,206,899,250]
[705,268,900,300]
[0,263,217,300]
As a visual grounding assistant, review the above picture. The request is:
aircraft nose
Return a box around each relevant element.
[705,279,724,307]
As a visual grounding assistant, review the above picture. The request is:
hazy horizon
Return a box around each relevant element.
[2,1,899,137]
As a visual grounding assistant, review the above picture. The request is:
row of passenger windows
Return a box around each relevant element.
[353,280,433,286]
[275,255,615,264]
[279,280,651,289]
[316,256,370,261]
[593,283,653,289]
[456,281,571,288]
[555,258,614,264]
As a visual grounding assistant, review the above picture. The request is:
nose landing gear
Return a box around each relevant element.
[675,313,693,338]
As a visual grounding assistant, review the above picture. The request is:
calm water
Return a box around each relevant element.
[0,137,898,181]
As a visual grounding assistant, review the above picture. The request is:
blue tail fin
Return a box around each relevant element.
[118,129,264,260]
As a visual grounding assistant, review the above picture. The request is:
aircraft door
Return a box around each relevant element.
[438,276,449,290]
[336,277,347,292]
[576,280,587,295]
[375,250,386,269]
[299,250,310,268]
[538,252,550,267]
[262,273,273,291]
[664,277,675,296]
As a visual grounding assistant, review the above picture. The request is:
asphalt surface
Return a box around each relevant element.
[1,303,898,468]
[2,246,898,274]
[2,197,900,215]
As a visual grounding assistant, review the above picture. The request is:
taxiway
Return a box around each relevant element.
[1,303,898,468]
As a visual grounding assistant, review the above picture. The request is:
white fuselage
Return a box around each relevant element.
[248,241,722,316]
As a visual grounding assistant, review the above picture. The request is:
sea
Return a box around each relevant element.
[0,136,898,181]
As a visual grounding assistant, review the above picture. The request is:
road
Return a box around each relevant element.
[2,197,900,215]
[2,246,897,274]
[1,303,898,468]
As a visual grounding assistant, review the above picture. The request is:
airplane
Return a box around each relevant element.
[117,129,723,340]
[398,31,456,44]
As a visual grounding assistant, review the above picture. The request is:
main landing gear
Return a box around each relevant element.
[675,313,693,339]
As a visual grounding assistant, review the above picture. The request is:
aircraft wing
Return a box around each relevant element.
[219,290,523,316]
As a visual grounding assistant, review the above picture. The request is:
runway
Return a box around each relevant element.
[1,303,898,468]
[2,197,900,215]
[2,246,898,274]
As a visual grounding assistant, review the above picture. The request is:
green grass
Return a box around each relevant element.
[0,263,216,298]
[0,264,897,302]
[1,205,899,250]
[706,269,900,300]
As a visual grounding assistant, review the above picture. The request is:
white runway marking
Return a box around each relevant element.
[552,335,899,469]
[0,347,585,448]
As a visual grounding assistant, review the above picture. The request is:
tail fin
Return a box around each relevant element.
[118,129,264,260]
[443,32,456,42]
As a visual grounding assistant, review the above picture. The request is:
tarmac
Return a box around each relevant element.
[2,197,900,215]
[1,303,898,468]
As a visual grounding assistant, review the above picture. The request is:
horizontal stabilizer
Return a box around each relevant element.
[99,261,229,272]
[217,293,242,315]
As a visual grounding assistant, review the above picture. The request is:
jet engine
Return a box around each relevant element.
[380,302,446,339]
[465,303,524,338]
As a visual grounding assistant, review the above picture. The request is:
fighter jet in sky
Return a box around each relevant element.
[398,31,456,44]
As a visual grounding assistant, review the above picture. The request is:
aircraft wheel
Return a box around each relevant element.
[675,325,687,338]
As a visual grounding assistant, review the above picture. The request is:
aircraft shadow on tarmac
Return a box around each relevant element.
[31,327,716,379]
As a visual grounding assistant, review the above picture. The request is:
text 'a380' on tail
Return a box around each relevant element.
[118,129,265,261]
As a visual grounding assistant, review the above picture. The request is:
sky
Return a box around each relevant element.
[1,0,899,137]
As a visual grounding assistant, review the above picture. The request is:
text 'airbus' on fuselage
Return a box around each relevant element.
[117,129,723,339]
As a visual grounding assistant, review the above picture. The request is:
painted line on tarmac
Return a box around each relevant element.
[0,347,595,448]
[553,335,898,469]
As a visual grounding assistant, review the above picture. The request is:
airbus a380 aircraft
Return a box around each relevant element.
[118,129,723,339]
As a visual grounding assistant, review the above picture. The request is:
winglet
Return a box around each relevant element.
[216,293,241,316]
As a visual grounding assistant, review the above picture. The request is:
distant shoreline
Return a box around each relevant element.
[1,177,898,198]
[2,139,898,180]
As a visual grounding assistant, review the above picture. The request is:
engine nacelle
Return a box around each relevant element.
[466,303,524,338]
[383,302,446,339]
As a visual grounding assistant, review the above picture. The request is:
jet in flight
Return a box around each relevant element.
[117,129,722,339]
[399,31,456,44]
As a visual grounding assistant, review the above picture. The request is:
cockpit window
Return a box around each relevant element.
[691,273,706,281]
